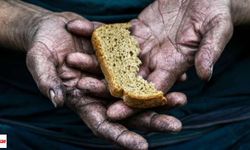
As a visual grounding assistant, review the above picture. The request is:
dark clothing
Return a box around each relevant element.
[1,1,250,149]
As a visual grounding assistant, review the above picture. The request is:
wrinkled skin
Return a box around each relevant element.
[26,12,185,150]
[133,0,233,91]
[26,12,98,106]
[101,0,234,120]
[32,0,234,148]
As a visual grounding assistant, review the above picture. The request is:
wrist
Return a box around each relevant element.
[0,0,50,51]
[22,12,53,51]
[231,0,250,25]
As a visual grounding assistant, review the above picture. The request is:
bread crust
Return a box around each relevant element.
[92,23,167,108]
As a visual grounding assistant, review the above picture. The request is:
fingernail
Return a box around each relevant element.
[207,66,214,81]
[49,89,57,107]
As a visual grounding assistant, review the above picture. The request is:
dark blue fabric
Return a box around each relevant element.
[23,0,152,22]
[0,0,250,149]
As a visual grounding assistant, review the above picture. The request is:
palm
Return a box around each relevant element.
[131,0,233,92]
[26,13,94,106]
[31,15,90,67]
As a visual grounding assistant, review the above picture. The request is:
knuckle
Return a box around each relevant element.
[65,88,85,109]
[65,88,82,100]
[95,120,109,137]
[57,12,80,20]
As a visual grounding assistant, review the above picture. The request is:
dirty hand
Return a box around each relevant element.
[25,12,103,107]
[65,20,187,150]
[106,0,235,124]
[131,0,234,93]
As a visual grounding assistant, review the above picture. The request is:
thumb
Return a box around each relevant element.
[195,19,233,81]
[26,44,64,107]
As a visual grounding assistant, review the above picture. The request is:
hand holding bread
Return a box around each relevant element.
[65,19,186,150]
[131,0,233,92]
[63,0,236,147]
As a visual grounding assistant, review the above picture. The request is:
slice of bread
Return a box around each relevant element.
[92,23,167,108]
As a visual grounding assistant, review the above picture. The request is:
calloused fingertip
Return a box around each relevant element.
[65,53,77,67]
[150,114,182,133]
[106,108,118,121]
[194,53,214,81]
[195,63,213,81]
[166,92,187,107]
[117,131,148,150]
[170,118,182,132]
[136,141,148,150]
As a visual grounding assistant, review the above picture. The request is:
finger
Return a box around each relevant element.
[26,45,64,107]
[79,39,95,54]
[58,64,81,87]
[147,69,178,92]
[66,91,148,150]
[177,73,187,82]
[195,18,233,81]
[66,19,94,36]
[66,52,101,73]
[126,111,182,132]
[77,77,110,98]
[95,120,148,150]
[165,92,187,108]
[107,100,140,121]
[58,64,81,80]
[107,92,186,121]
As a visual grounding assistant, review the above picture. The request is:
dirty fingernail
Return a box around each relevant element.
[208,66,213,81]
[49,89,57,107]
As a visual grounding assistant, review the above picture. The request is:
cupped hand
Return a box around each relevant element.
[25,12,107,107]
[131,0,233,92]
[91,0,234,124]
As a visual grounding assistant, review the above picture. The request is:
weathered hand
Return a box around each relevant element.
[131,0,233,92]
[62,66,183,150]
[104,0,235,124]
[25,12,107,107]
